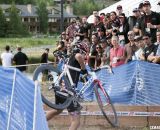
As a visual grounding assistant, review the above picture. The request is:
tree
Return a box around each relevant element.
[73,0,103,16]
[6,3,28,37]
[0,7,6,37]
[37,2,48,34]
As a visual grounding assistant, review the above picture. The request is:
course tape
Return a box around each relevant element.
[56,111,160,117]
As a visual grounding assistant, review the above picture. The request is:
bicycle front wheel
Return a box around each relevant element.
[33,64,72,110]
[94,82,118,127]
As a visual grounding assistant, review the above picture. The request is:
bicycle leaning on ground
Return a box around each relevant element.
[33,51,118,127]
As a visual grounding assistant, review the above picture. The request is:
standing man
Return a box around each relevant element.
[40,48,49,63]
[13,47,29,72]
[1,45,13,67]
[137,0,160,42]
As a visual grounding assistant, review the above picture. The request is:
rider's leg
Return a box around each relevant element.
[69,112,80,130]
[46,109,63,121]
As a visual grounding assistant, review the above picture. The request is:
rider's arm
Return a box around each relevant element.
[75,53,86,70]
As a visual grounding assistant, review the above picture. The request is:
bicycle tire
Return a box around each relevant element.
[94,82,118,127]
[33,64,72,110]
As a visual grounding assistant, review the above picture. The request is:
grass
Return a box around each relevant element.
[0,37,58,50]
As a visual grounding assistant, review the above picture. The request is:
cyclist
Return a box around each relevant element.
[46,41,88,130]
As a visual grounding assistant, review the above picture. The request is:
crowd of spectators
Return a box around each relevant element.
[55,0,160,68]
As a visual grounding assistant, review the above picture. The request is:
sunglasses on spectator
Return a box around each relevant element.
[96,47,101,49]
[142,37,149,40]
[128,34,133,36]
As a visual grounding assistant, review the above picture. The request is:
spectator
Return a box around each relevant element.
[118,13,129,46]
[154,30,160,45]
[138,2,145,15]
[88,34,98,68]
[100,13,105,22]
[136,0,160,42]
[81,17,90,38]
[40,48,49,63]
[13,47,29,72]
[0,45,13,67]
[125,31,138,63]
[147,31,160,63]
[140,33,158,62]
[116,5,123,16]
[95,44,103,68]
[97,28,106,41]
[128,8,142,31]
[92,16,106,35]
[74,19,86,42]
[134,36,145,60]
[110,11,120,28]
[66,19,77,39]
[100,39,110,65]
[110,36,125,67]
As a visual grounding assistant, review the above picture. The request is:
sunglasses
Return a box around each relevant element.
[142,37,149,40]
[96,47,101,49]
[128,34,133,36]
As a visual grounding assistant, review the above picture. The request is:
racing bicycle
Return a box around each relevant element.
[33,52,118,127]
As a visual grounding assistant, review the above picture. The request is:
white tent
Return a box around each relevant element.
[87,0,160,23]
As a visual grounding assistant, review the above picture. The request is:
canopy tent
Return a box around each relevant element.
[87,0,160,23]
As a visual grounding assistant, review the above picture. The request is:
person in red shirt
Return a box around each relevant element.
[110,36,126,67]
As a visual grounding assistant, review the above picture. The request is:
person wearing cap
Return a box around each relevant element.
[128,8,142,31]
[140,33,158,62]
[136,0,160,43]
[133,36,145,60]
[13,46,28,72]
[100,39,110,66]
[116,5,123,16]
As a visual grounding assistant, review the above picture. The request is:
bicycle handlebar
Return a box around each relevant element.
[53,50,69,59]
[92,65,114,74]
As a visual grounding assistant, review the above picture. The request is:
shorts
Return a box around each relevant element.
[55,92,82,113]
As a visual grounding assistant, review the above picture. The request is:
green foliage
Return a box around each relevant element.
[0,7,6,37]
[37,2,48,34]
[6,3,29,37]
[73,0,103,16]
[0,0,36,4]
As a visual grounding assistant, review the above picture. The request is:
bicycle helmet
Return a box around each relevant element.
[72,42,88,54]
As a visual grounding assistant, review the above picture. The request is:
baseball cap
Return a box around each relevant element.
[133,8,139,12]
[134,36,142,41]
[117,5,122,9]
[143,0,151,6]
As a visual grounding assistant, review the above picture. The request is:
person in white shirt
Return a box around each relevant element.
[133,36,145,60]
[1,45,13,67]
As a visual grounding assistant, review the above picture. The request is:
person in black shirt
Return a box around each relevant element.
[40,48,49,63]
[140,33,158,62]
[137,1,160,43]
[13,47,28,72]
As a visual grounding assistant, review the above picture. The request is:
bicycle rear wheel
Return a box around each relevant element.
[94,82,118,127]
[33,64,72,110]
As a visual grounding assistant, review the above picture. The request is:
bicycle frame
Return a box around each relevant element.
[54,63,112,101]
